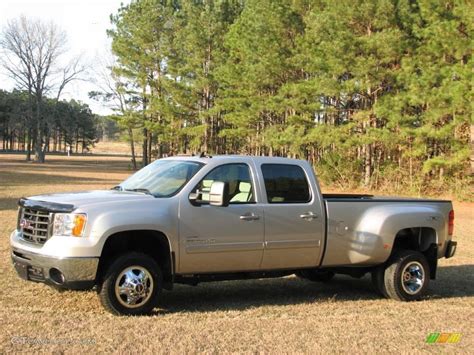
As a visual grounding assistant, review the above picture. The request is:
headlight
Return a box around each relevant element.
[53,213,87,237]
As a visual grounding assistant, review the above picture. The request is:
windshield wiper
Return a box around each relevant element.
[111,185,123,191]
[124,188,153,195]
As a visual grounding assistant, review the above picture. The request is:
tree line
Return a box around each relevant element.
[0,89,100,154]
[104,0,471,193]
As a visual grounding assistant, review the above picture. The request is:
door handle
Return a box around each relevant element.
[240,213,260,221]
[300,212,318,220]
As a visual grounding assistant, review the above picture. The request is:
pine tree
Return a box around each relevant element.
[103,0,472,196]
[108,0,179,165]
[217,0,305,155]
[392,0,472,188]
[166,0,243,154]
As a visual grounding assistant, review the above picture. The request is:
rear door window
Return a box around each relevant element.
[261,164,311,203]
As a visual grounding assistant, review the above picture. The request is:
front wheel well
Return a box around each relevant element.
[97,230,174,289]
[391,227,438,279]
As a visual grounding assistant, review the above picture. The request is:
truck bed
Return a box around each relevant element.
[322,194,450,203]
[320,194,452,267]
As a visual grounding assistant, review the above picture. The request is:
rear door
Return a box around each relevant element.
[259,163,325,269]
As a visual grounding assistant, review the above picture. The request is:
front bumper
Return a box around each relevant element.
[11,247,99,290]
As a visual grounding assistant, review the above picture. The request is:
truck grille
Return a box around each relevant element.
[19,208,52,244]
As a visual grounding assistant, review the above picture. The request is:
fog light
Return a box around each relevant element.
[49,268,65,284]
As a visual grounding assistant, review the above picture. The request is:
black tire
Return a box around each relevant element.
[371,265,389,298]
[98,252,162,315]
[383,250,430,301]
[296,269,335,283]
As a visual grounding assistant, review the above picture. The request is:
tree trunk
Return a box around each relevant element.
[142,127,148,167]
[53,130,57,152]
[34,97,45,163]
[34,129,45,162]
[26,129,32,161]
[364,143,371,187]
[128,127,137,170]
[147,131,152,162]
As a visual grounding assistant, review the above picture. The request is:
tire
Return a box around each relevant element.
[296,269,335,283]
[98,252,162,315]
[371,265,389,298]
[383,250,430,301]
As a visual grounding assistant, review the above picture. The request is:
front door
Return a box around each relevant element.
[178,163,264,273]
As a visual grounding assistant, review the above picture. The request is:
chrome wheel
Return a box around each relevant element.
[401,261,424,295]
[114,265,154,308]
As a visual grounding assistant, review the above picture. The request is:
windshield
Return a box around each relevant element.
[118,160,204,197]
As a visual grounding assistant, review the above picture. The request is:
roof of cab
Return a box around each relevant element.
[159,154,306,164]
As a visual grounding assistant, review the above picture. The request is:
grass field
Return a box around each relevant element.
[0,154,472,353]
[90,140,143,157]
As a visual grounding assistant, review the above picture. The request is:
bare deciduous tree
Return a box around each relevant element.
[0,16,85,162]
[89,53,140,169]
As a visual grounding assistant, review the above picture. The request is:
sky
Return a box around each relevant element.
[0,0,130,115]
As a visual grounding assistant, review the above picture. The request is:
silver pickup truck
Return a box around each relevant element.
[10,156,457,315]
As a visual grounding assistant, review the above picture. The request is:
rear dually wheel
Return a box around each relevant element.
[383,250,430,301]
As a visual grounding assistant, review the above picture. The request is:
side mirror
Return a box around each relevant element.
[209,181,229,207]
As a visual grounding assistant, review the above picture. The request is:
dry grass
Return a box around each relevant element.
[0,154,472,353]
[90,140,142,157]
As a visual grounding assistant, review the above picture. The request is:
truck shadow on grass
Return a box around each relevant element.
[0,197,20,211]
[154,265,474,314]
[0,171,117,187]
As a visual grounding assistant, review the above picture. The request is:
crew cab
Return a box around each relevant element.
[10,156,457,315]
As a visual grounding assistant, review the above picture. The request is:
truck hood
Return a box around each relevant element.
[25,190,154,211]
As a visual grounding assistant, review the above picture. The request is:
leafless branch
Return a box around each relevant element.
[0,15,85,162]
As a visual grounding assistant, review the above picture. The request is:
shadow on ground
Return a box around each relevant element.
[0,171,118,187]
[0,162,131,174]
[0,197,20,211]
[152,264,474,314]
[429,264,474,298]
